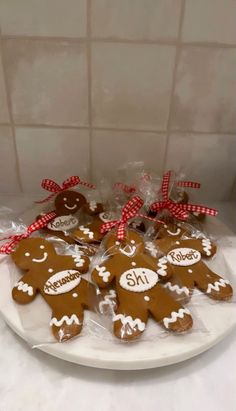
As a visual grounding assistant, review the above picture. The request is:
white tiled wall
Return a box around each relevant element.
[0,0,235,200]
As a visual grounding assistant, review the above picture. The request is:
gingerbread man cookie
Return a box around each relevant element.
[149,222,233,301]
[39,190,104,244]
[91,229,193,341]
[73,210,116,244]
[11,238,96,342]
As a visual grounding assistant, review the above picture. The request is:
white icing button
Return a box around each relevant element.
[40,245,45,249]
[25,252,30,257]
[131,240,135,245]
[48,268,53,273]
[131,262,136,266]
[115,241,120,245]
[176,241,180,245]
[188,269,193,273]
[72,293,78,298]
[144,296,150,302]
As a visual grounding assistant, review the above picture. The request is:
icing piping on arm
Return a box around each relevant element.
[163,308,191,329]
[95,265,111,283]
[145,241,158,258]
[79,226,94,239]
[89,201,97,212]
[113,314,145,332]
[202,238,212,256]
[163,282,190,296]
[157,257,168,276]
[72,254,85,268]
[15,281,34,296]
[206,278,230,294]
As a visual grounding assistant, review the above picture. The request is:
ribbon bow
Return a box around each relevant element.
[101,195,163,240]
[0,211,56,254]
[35,176,96,204]
[150,171,218,220]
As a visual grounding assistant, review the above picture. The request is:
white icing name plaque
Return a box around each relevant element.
[47,215,78,231]
[44,270,81,295]
[167,247,201,267]
[119,268,158,292]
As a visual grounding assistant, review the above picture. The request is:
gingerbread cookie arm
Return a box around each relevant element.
[84,201,104,216]
[193,261,233,300]
[179,238,216,258]
[142,253,173,281]
[61,254,90,274]
[91,258,116,288]
[12,271,37,304]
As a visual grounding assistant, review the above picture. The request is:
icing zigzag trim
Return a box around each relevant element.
[163,282,190,296]
[72,255,85,268]
[206,278,230,293]
[79,226,94,239]
[202,238,212,256]
[99,290,116,313]
[50,314,80,327]
[15,281,33,296]
[163,308,191,328]
[95,265,111,282]
[113,314,145,331]
[157,257,168,276]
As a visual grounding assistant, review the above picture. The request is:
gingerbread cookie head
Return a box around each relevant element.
[156,222,188,239]
[105,229,145,257]
[55,190,86,216]
[12,237,56,271]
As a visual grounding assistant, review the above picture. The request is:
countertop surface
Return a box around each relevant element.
[0,196,236,411]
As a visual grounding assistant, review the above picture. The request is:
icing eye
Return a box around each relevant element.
[131,240,135,245]
[76,198,80,202]
[115,241,120,245]
[164,225,168,229]
[25,252,30,257]
[63,197,67,201]
[40,245,45,249]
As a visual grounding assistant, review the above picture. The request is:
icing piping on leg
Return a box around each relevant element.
[206,278,230,294]
[50,314,80,327]
[99,290,116,313]
[163,308,191,329]
[113,314,145,332]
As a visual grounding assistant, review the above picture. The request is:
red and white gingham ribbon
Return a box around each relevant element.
[0,211,56,254]
[35,176,96,204]
[113,182,137,194]
[150,171,218,220]
[177,180,201,189]
[101,195,163,240]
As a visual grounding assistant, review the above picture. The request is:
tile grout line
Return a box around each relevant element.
[0,122,235,135]
[86,0,93,182]
[2,34,236,49]
[0,30,23,192]
[162,0,186,171]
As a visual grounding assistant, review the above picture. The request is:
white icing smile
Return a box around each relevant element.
[167,228,181,236]
[32,252,48,263]
[119,245,136,257]
[64,203,77,210]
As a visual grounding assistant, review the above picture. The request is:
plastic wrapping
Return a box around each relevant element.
[87,227,208,343]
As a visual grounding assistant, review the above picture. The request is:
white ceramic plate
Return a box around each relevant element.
[0,215,236,370]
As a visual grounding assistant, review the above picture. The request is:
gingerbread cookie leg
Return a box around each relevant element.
[50,305,84,342]
[194,261,233,301]
[149,285,193,332]
[113,303,148,341]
